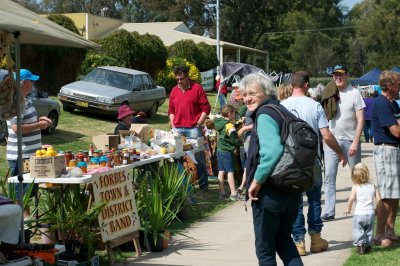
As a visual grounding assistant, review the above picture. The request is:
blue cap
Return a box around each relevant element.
[14,69,40,81]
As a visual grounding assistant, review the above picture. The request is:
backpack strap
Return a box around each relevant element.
[255,104,289,143]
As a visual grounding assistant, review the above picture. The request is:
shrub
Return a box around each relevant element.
[168,40,199,66]
[134,33,167,78]
[196,42,219,71]
[47,14,80,35]
[100,29,143,68]
[80,53,119,76]
[156,57,202,94]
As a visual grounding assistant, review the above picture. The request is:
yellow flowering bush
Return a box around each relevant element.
[156,57,202,94]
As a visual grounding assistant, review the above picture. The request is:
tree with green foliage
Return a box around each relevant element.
[168,40,199,67]
[80,53,119,76]
[47,14,80,35]
[349,0,400,70]
[168,40,218,72]
[196,42,219,71]
[133,33,167,78]
[100,29,143,69]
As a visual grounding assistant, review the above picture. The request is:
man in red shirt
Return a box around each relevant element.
[168,65,211,190]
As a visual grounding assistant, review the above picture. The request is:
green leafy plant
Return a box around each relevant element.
[137,162,192,247]
[40,185,106,258]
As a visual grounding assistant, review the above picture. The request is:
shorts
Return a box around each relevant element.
[373,145,400,199]
[217,150,234,173]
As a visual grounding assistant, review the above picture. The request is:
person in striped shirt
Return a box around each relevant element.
[6,69,52,217]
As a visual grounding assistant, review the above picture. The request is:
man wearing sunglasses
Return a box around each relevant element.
[168,65,211,191]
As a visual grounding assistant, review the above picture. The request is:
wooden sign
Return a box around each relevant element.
[91,166,140,242]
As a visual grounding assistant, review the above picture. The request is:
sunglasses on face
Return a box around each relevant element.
[176,77,186,81]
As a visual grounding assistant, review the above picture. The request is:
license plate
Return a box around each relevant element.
[76,101,88,108]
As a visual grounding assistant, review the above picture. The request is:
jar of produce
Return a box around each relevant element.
[76,154,85,162]
[89,144,94,157]
[77,161,87,173]
[107,154,114,168]
[123,154,129,165]
[93,150,101,157]
[114,152,121,166]
[69,159,77,168]
[65,151,73,165]
[99,156,107,167]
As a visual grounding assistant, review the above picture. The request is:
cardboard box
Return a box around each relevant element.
[130,124,153,143]
[92,134,119,151]
[119,124,154,144]
[186,137,204,148]
[30,155,66,178]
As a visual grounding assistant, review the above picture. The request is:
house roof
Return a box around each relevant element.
[117,22,267,54]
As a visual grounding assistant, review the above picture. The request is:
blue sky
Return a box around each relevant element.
[342,0,363,9]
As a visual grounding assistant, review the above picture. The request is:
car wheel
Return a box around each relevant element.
[0,120,8,141]
[42,111,58,135]
[63,104,74,112]
[148,102,159,118]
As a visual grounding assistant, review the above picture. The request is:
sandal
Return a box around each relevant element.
[372,238,392,247]
[386,234,400,242]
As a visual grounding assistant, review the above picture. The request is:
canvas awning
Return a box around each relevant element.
[351,68,382,86]
[0,0,99,49]
[0,0,99,244]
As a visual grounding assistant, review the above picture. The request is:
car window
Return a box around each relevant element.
[142,75,155,90]
[134,75,144,91]
[83,68,133,91]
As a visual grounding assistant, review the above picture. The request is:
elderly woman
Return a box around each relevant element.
[240,73,303,266]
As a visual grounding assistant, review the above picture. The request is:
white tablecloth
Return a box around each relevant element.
[0,204,22,244]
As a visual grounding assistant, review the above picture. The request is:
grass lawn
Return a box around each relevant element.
[344,210,400,266]
[0,91,221,179]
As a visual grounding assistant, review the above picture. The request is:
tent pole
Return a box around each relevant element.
[14,31,25,245]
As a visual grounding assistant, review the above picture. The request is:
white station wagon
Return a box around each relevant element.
[57,66,166,117]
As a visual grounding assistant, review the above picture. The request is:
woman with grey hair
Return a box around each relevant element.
[240,73,303,265]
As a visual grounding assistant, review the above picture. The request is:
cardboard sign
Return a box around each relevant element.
[91,166,140,242]
[29,155,66,178]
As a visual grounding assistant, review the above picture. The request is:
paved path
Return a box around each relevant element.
[122,143,375,266]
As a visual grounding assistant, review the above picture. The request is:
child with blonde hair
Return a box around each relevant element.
[344,163,381,255]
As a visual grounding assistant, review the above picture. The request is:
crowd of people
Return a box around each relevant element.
[2,64,399,266]
[211,65,399,265]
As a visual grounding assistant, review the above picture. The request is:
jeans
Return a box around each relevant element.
[363,120,372,142]
[292,162,323,243]
[323,139,361,216]
[8,160,38,200]
[252,184,303,266]
[217,93,227,108]
[352,214,374,246]
[174,127,208,190]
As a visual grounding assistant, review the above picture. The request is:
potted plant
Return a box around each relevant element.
[137,162,192,251]
[40,185,106,262]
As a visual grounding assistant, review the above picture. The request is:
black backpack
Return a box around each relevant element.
[246,104,318,194]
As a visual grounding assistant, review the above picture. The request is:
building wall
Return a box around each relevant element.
[62,13,122,40]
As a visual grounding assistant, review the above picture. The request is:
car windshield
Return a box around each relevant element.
[83,68,133,90]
